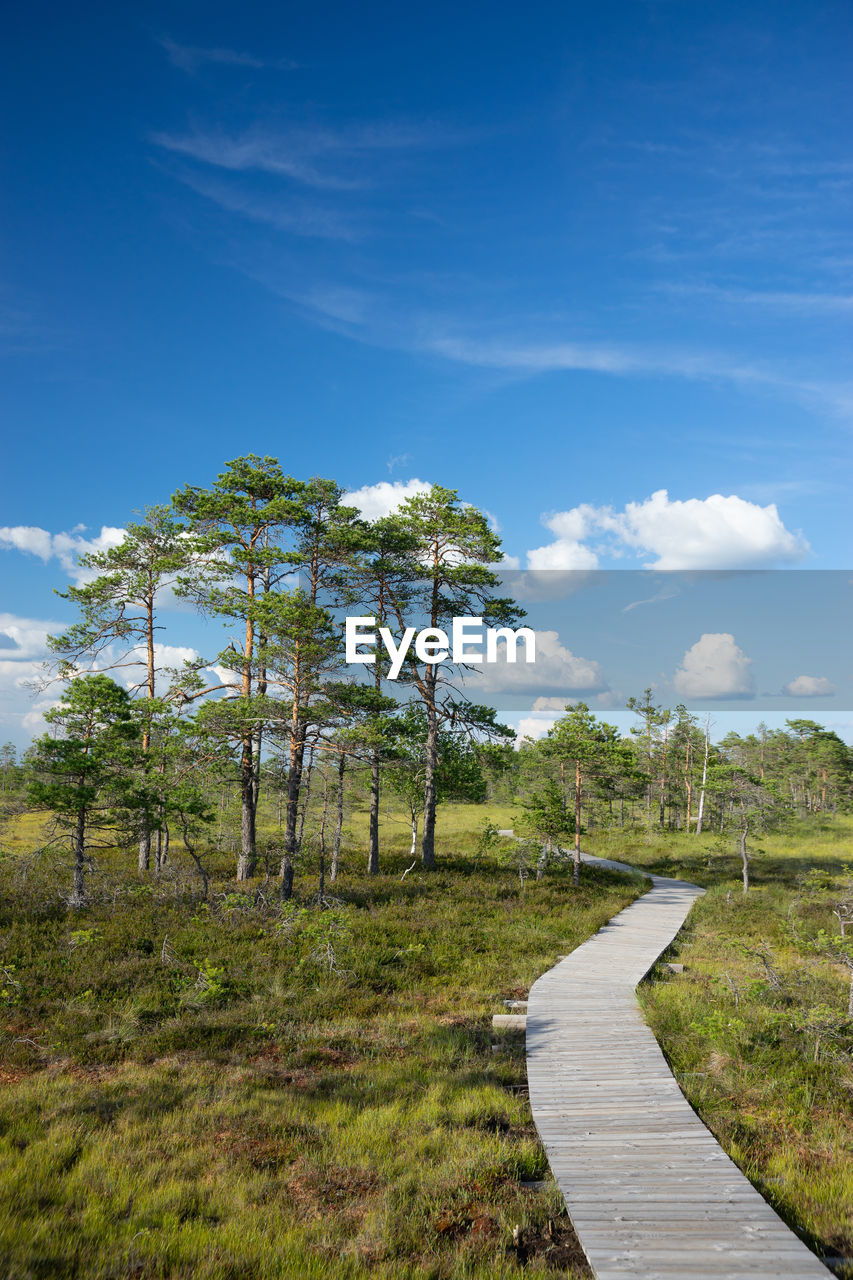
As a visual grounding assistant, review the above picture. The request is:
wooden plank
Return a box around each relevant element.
[526,851,831,1279]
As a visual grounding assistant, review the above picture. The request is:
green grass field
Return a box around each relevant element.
[0,801,639,1279]
[3,794,852,1277]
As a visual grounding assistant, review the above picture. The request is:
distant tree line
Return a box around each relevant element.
[515,696,853,892]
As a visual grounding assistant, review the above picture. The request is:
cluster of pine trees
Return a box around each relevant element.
[17,456,519,904]
[5,453,851,907]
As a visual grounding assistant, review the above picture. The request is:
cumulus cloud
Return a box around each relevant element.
[21,697,61,732]
[526,489,808,571]
[526,505,600,569]
[0,613,62,737]
[112,644,207,691]
[613,490,808,569]
[532,696,573,713]
[0,613,223,741]
[783,675,837,697]
[0,524,125,584]
[0,613,60,661]
[526,539,599,571]
[344,478,432,521]
[673,633,755,699]
[474,630,607,696]
[513,690,621,745]
[515,715,557,744]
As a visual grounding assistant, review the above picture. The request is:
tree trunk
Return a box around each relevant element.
[184,830,209,899]
[251,725,263,813]
[740,818,750,895]
[237,734,256,880]
[368,749,381,875]
[317,767,329,905]
[420,668,438,870]
[281,718,306,899]
[659,726,668,830]
[138,593,156,874]
[297,747,314,848]
[71,808,87,908]
[573,758,582,886]
[410,809,418,857]
[138,828,151,873]
[331,753,345,883]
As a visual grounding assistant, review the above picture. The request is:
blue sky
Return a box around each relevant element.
[1,1,851,745]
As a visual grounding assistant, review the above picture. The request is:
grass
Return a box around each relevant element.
[0,802,640,1279]
[587,817,853,1276]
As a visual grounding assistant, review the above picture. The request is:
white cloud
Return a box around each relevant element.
[593,688,626,709]
[783,675,837,697]
[0,613,61,661]
[0,658,46,691]
[514,690,624,743]
[673,633,755,699]
[612,490,808,569]
[526,539,599,571]
[21,697,61,733]
[526,506,600,569]
[344,478,432,521]
[0,613,226,742]
[0,526,53,559]
[526,489,808,571]
[0,524,126,584]
[0,613,61,737]
[112,644,207,691]
[474,630,607,696]
[515,715,557,745]
[532,696,573,712]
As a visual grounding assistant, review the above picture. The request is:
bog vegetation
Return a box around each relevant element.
[1,455,852,1276]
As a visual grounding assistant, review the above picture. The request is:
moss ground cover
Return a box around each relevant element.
[0,805,639,1279]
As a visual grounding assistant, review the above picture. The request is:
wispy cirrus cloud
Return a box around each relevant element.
[151,126,363,191]
[158,37,298,75]
[172,169,364,241]
[663,281,853,316]
[424,331,788,388]
[418,331,853,418]
[151,120,458,192]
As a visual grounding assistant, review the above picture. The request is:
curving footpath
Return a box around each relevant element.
[526,851,831,1279]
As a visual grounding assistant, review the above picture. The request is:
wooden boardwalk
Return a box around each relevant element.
[526,852,830,1279]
